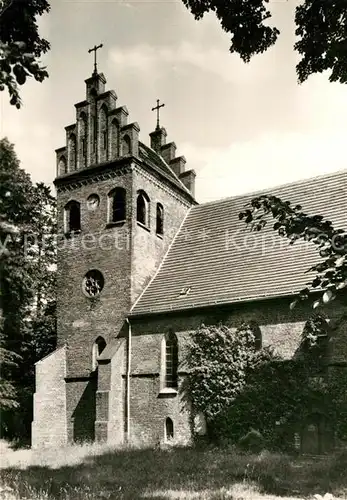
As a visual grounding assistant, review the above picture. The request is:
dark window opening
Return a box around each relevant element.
[165,332,178,389]
[166,418,174,440]
[82,138,86,157]
[156,203,164,235]
[96,336,106,356]
[66,201,81,233]
[110,187,126,223]
[92,336,107,370]
[137,191,149,227]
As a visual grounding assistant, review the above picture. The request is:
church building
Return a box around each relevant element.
[32,66,347,454]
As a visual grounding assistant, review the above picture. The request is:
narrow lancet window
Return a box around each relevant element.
[165,332,178,389]
[65,201,81,233]
[156,203,164,236]
[109,187,126,223]
[165,417,174,441]
[92,336,107,370]
[136,191,150,227]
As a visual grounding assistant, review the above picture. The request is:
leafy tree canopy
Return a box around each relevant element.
[0,138,56,440]
[0,0,50,108]
[239,195,346,309]
[183,0,347,84]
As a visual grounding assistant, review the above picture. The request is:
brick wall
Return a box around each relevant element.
[129,376,191,446]
[56,169,133,377]
[66,377,97,443]
[131,167,191,304]
[127,295,347,445]
[32,347,67,448]
[96,339,126,444]
[53,154,192,445]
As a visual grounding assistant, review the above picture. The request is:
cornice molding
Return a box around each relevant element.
[55,164,132,193]
[54,156,194,207]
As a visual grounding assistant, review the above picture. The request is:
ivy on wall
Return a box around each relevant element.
[186,320,347,449]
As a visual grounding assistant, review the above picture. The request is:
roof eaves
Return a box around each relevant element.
[129,290,303,318]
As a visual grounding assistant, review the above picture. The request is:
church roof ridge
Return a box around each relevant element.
[198,168,347,208]
[131,168,346,316]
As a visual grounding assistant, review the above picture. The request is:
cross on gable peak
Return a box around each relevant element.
[151,98,165,130]
[88,43,103,75]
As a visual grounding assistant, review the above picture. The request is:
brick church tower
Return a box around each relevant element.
[32,67,196,447]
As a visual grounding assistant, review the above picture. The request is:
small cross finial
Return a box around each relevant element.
[151,99,165,130]
[88,43,103,75]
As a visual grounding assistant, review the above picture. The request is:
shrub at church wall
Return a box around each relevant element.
[186,322,347,450]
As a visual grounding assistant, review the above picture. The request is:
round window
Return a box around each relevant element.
[87,194,100,211]
[83,270,104,297]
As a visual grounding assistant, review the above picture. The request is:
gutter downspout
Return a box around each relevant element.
[125,317,131,443]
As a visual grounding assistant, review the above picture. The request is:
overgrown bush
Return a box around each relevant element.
[186,322,347,449]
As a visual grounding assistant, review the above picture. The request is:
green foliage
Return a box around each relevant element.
[0,137,56,440]
[239,194,346,309]
[187,322,261,421]
[183,0,347,84]
[187,321,347,449]
[182,0,279,63]
[0,0,50,108]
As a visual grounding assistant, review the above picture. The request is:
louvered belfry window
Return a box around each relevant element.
[165,332,178,388]
[111,187,126,223]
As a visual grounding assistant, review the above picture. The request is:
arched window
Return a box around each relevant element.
[136,190,150,227]
[164,332,178,389]
[92,336,107,371]
[58,156,67,176]
[165,417,174,441]
[79,112,88,168]
[122,134,131,156]
[65,200,81,233]
[99,105,108,161]
[68,133,77,171]
[111,119,120,158]
[109,187,126,223]
[156,203,164,236]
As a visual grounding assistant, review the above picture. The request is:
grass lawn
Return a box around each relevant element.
[0,440,346,500]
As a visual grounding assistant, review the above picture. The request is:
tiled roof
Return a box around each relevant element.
[131,170,347,316]
[138,142,195,201]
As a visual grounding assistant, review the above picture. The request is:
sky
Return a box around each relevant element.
[1,0,347,204]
